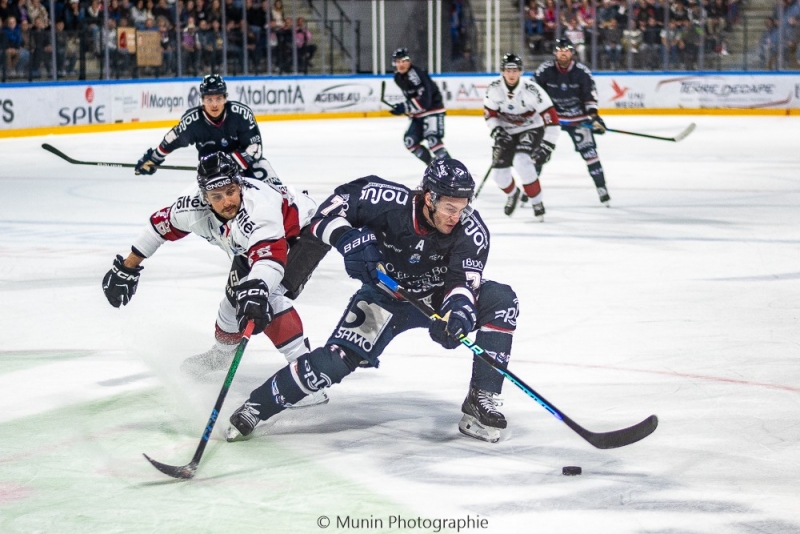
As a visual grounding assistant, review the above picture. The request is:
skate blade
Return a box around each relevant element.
[225,425,253,443]
[458,414,501,443]
[287,390,330,410]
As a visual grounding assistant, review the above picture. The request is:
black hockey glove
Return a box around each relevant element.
[102,255,143,308]
[429,294,477,350]
[134,148,165,175]
[490,127,512,144]
[235,279,273,333]
[334,227,382,286]
[590,114,607,135]
[532,140,556,166]
[390,102,407,116]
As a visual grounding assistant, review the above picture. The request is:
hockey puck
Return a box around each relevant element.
[562,466,582,476]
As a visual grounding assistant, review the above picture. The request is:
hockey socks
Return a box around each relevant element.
[588,161,606,189]
[470,329,513,394]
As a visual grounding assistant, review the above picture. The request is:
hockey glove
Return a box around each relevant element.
[334,227,382,286]
[102,255,143,308]
[490,127,512,144]
[235,279,273,333]
[532,140,556,166]
[134,148,165,175]
[390,102,407,116]
[429,294,477,350]
[232,150,255,170]
[590,115,607,135]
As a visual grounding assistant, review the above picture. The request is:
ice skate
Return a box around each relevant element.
[458,387,506,443]
[503,187,521,216]
[532,202,546,222]
[287,389,330,409]
[226,401,262,442]
[180,343,237,379]
[597,186,611,206]
[520,193,529,204]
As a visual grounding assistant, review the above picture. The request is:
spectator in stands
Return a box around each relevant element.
[662,18,685,68]
[179,0,197,26]
[84,0,103,55]
[25,0,47,28]
[182,16,200,74]
[295,16,315,73]
[246,0,265,46]
[450,0,464,59]
[130,0,148,29]
[12,0,28,25]
[684,1,704,69]
[621,17,642,64]
[276,15,293,72]
[451,47,477,71]
[0,0,10,23]
[225,18,243,72]
[759,17,779,70]
[776,0,800,68]
[207,0,222,24]
[639,17,662,69]
[542,0,557,50]
[152,0,172,24]
[3,15,29,76]
[54,19,78,76]
[157,15,175,74]
[29,15,51,78]
[564,15,586,63]
[525,0,545,53]
[271,0,284,27]
[194,0,208,25]
[601,17,623,69]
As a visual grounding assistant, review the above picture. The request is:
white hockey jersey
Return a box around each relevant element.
[483,77,560,146]
[132,178,318,293]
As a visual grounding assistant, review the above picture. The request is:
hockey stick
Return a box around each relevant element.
[143,320,256,479]
[473,165,492,200]
[558,121,696,142]
[379,81,394,108]
[41,143,196,171]
[376,271,658,449]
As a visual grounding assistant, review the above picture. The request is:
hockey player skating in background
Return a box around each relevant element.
[134,74,279,186]
[102,152,328,407]
[534,38,611,206]
[226,158,519,444]
[390,47,451,165]
[484,53,560,221]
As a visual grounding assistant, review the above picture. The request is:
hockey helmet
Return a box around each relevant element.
[392,47,410,61]
[197,152,241,193]
[199,73,227,97]
[554,37,575,53]
[421,158,475,201]
[501,52,523,70]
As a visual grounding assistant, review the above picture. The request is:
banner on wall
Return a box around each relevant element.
[2,73,799,131]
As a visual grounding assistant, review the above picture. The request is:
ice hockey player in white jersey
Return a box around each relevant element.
[102,152,328,406]
[484,52,560,221]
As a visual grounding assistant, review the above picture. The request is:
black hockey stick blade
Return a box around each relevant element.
[142,454,198,480]
[143,321,256,479]
[376,270,658,449]
[42,143,195,171]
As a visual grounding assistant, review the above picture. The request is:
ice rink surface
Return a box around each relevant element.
[1,115,799,534]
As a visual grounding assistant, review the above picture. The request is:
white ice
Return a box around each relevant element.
[0,115,799,534]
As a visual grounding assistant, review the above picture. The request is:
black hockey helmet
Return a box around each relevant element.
[199,73,227,97]
[421,158,475,201]
[501,52,523,70]
[392,47,410,61]
[554,37,575,53]
[197,152,241,193]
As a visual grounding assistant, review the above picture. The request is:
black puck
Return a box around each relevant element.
[562,466,582,476]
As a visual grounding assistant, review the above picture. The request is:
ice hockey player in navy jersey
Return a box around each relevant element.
[484,52,560,221]
[534,38,611,205]
[134,74,280,186]
[389,47,451,165]
[103,152,328,406]
[226,158,519,444]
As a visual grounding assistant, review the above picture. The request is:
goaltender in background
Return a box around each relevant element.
[317,514,489,532]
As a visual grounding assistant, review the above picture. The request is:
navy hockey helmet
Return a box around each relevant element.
[421,158,475,201]
[199,73,227,97]
[501,52,523,70]
[392,47,410,61]
[197,152,241,193]
[554,37,575,53]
